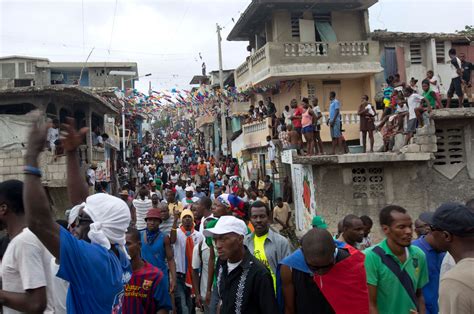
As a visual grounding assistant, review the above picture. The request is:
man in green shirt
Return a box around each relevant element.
[364,205,429,314]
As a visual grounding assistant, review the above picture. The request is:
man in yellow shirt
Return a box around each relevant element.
[165,190,183,216]
[244,201,292,291]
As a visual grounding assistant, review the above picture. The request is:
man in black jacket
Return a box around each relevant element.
[203,215,278,314]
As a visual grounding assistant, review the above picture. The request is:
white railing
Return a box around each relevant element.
[338,41,369,56]
[236,61,249,78]
[284,42,328,57]
[250,46,267,66]
[92,147,105,162]
[321,111,380,125]
[243,118,271,134]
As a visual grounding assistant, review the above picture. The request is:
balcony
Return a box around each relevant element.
[196,115,216,129]
[235,41,382,88]
[319,110,380,142]
[229,101,251,116]
[242,117,272,149]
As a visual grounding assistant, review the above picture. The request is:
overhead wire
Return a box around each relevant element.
[108,0,119,54]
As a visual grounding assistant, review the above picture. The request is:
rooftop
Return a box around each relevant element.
[0,55,50,61]
[431,108,474,120]
[283,151,433,165]
[371,30,473,43]
[0,85,121,113]
[228,0,377,41]
[37,61,138,69]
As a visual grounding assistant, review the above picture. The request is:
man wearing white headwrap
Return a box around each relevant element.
[23,114,132,313]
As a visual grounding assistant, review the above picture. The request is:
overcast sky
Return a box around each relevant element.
[1,0,473,92]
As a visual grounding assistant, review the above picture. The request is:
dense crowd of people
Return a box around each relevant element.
[271,48,473,155]
[0,51,472,313]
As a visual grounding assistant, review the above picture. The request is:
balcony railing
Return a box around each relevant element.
[242,117,272,149]
[284,42,329,57]
[235,40,380,85]
[250,46,267,66]
[338,41,370,56]
[236,61,249,77]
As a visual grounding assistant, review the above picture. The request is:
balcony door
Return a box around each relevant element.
[299,19,316,42]
[322,84,341,111]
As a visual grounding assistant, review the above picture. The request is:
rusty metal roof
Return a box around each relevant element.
[371,30,473,42]
[0,85,120,113]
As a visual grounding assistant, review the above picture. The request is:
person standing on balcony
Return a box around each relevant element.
[328,91,344,155]
[290,99,303,147]
[446,48,464,108]
[283,105,293,126]
[460,52,473,104]
[301,99,316,155]
[312,98,324,155]
[266,135,278,174]
[258,100,268,117]
[358,95,376,153]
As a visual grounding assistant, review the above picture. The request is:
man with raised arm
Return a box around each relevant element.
[23,114,132,313]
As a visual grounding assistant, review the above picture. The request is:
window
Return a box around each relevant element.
[352,167,385,199]
[410,42,422,64]
[435,41,445,63]
[25,61,35,74]
[0,63,15,79]
[290,14,300,38]
[434,125,465,165]
[14,79,33,87]
[308,83,316,101]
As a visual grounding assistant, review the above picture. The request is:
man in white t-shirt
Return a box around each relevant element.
[404,87,427,145]
[0,180,54,313]
[446,48,464,108]
[86,163,97,195]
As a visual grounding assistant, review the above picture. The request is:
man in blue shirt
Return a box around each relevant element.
[412,212,446,314]
[328,91,344,155]
[23,115,132,313]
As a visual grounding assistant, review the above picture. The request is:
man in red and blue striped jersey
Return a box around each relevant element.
[121,227,172,314]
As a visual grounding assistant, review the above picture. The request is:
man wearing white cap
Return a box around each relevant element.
[181,186,199,209]
[203,215,279,314]
[23,115,132,313]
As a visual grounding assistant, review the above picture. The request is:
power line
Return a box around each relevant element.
[108,0,119,54]
[82,0,85,54]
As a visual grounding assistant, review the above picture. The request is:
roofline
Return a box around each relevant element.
[371,30,473,42]
[37,61,138,68]
[0,55,50,61]
[0,85,120,114]
[228,0,378,41]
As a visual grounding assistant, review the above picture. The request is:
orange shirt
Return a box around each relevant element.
[197,163,207,176]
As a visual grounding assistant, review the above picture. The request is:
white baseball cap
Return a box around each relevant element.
[203,216,247,237]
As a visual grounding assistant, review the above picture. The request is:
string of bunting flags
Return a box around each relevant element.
[117,80,297,119]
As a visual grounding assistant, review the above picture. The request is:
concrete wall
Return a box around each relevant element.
[332,11,366,41]
[312,162,474,241]
[271,10,292,43]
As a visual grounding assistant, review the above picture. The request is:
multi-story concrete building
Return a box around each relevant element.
[228,0,383,198]
[0,55,138,89]
[372,30,473,104]
[0,55,140,214]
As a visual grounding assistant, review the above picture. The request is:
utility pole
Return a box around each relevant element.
[216,23,227,157]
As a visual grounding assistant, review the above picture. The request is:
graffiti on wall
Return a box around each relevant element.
[292,164,317,231]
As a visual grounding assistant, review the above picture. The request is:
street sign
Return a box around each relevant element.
[163,155,175,164]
